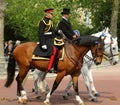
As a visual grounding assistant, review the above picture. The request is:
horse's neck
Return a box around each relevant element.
[65,43,90,62]
[73,45,90,61]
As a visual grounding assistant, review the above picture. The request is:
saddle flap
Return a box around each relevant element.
[32,47,65,60]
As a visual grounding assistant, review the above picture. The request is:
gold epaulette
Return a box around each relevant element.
[42,19,53,32]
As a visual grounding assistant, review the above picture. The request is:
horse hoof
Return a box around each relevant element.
[18,99,27,104]
[44,101,50,105]
[22,99,27,104]
[91,98,98,102]
[63,95,68,100]
[94,93,100,97]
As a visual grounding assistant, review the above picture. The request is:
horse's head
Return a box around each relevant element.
[92,27,119,65]
[91,36,104,65]
[104,37,119,65]
[72,35,104,65]
[101,28,119,65]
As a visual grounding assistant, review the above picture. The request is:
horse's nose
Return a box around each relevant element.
[95,62,101,65]
[113,61,118,65]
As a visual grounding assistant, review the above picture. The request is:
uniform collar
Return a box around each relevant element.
[62,16,68,21]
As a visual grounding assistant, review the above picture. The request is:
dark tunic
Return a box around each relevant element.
[33,17,55,57]
[57,18,75,40]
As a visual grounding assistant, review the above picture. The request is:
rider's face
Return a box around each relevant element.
[64,14,70,19]
[45,12,53,19]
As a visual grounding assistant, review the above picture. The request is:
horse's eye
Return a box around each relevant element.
[113,47,115,50]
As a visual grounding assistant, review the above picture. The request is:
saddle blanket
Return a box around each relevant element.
[32,47,64,60]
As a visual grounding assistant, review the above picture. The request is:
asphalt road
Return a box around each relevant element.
[0,62,120,105]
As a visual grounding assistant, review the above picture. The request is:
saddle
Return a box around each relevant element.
[32,47,64,60]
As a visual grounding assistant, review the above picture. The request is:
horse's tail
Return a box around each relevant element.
[5,54,16,87]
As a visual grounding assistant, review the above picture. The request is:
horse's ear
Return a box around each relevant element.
[99,35,106,41]
[114,37,117,41]
[103,27,109,33]
[106,27,110,33]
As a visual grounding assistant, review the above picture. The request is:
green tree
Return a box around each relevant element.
[110,0,119,38]
[5,0,56,41]
[4,0,120,45]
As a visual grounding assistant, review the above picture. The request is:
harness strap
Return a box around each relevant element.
[84,54,94,61]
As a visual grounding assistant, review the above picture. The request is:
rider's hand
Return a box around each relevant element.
[41,45,47,50]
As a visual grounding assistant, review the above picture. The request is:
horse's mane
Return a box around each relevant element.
[73,35,103,46]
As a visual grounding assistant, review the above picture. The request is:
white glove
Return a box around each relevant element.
[41,45,47,50]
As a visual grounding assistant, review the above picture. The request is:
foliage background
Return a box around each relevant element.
[4,0,120,47]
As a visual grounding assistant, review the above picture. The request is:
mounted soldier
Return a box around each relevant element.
[34,8,57,73]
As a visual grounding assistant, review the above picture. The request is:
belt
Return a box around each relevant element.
[44,32,52,35]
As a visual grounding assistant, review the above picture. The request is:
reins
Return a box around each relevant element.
[84,54,94,64]
[64,36,104,68]
[103,53,119,60]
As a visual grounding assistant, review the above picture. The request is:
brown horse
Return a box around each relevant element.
[5,36,104,105]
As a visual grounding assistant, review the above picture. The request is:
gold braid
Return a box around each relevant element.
[42,20,53,32]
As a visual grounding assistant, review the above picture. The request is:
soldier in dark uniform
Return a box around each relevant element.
[57,8,78,40]
[38,8,57,72]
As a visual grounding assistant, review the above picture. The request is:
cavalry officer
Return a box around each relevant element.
[38,8,57,73]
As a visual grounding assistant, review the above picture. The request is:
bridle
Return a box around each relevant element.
[65,39,104,67]
[103,36,119,61]
[91,41,104,62]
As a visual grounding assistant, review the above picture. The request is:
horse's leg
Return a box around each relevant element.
[88,69,100,97]
[44,80,50,94]
[38,79,45,93]
[39,71,50,94]
[16,66,29,103]
[33,69,39,92]
[22,70,30,86]
[72,74,85,105]
[63,76,73,100]
[33,69,50,99]
[44,72,65,105]
[33,70,42,99]
[40,79,50,94]
[38,71,48,93]
[81,65,97,102]
[39,70,50,93]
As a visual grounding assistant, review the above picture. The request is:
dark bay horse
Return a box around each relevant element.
[5,36,104,105]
